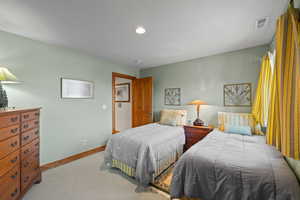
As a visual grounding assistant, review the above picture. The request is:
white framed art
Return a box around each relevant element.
[61,78,94,99]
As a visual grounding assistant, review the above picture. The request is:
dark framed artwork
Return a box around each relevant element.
[165,88,181,106]
[224,83,252,107]
[61,78,94,99]
[115,83,130,102]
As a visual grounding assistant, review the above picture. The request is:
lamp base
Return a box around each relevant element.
[193,118,204,126]
[0,83,8,108]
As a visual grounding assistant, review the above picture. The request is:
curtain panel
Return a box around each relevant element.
[267,5,300,160]
[252,55,272,130]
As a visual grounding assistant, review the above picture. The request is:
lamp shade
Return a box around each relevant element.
[0,67,18,83]
[187,100,206,105]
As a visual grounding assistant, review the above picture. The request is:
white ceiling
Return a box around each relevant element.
[0,0,288,68]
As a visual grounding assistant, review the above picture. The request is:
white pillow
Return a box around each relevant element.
[160,109,187,126]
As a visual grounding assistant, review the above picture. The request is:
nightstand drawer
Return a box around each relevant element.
[186,133,207,141]
[184,127,210,135]
[183,125,213,151]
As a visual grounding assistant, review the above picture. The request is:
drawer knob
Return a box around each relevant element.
[23,124,29,129]
[10,141,18,147]
[23,161,29,168]
[23,114,30,119]
[24,176,30,183]
[11,172,18,179]
[10,117,18,122]
[10,157,18,163]
[23,135,30,141]
[10,128,18,134]
[10,188,18,197]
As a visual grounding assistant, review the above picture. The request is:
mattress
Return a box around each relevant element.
[170,129,300,200]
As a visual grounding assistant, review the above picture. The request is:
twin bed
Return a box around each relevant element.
[104,123,185,185]
[104,111,300,200]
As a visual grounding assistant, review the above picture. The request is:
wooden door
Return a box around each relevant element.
[132,77,153,127]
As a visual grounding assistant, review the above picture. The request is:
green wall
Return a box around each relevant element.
[0,30,139,165]
[296,0,300,9]
[141,45,269,126]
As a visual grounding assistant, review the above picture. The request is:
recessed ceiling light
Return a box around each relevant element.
[136,26,146,34]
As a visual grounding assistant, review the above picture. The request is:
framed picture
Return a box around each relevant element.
[165,88,181,106]
[224,83,252,107]
[115,83,130,102]
[61,78,94,99]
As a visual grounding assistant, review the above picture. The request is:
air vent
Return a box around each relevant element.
[256,17,268,29]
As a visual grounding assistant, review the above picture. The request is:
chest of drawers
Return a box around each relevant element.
[0,108,41,200]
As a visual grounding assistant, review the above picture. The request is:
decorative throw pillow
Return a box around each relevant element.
[218,112,262,134]
[224,124,252,136]
[160,109,187,126]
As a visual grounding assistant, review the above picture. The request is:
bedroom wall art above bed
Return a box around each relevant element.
[223,83,252,107]
[165,88,181,106]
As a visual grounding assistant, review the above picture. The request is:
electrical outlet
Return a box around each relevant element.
[81,139,88,146]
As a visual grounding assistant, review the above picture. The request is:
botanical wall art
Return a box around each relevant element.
[224,83,251,107]
[115,83,130,102]
[165,88,181,106]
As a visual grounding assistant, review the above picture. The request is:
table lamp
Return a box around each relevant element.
[188,100,206,126]
[0,67,18,108]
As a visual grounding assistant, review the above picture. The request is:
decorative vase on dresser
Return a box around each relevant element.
[0,108,41,200]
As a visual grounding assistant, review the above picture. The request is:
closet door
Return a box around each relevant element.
[132,77,153,127]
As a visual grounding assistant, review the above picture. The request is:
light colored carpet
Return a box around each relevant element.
[22,152,167,200]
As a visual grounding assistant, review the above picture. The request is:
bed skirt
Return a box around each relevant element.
[111,145,183,182]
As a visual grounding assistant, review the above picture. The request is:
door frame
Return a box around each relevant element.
[112,72,136,134]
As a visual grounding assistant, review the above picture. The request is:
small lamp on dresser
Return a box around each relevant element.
[187,100,206,126]
[0,67,18,109]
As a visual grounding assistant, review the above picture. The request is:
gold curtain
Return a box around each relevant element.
[252,55,272,130]
[267,5,300,160]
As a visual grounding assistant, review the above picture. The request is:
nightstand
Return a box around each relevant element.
[184,125,213,151]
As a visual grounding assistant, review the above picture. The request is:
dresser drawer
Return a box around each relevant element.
[0,150,20,177]
[22,152,39,173]
[0,164,20,198]
[21,119,39,132]
[0,114,20,129]
[21,153,39,191]
[1,180,20,200]
[21,110,40,122]
[21,139,39,159]
[0,136,20,159]
[0,124,20,142]
[21,128,39,146]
